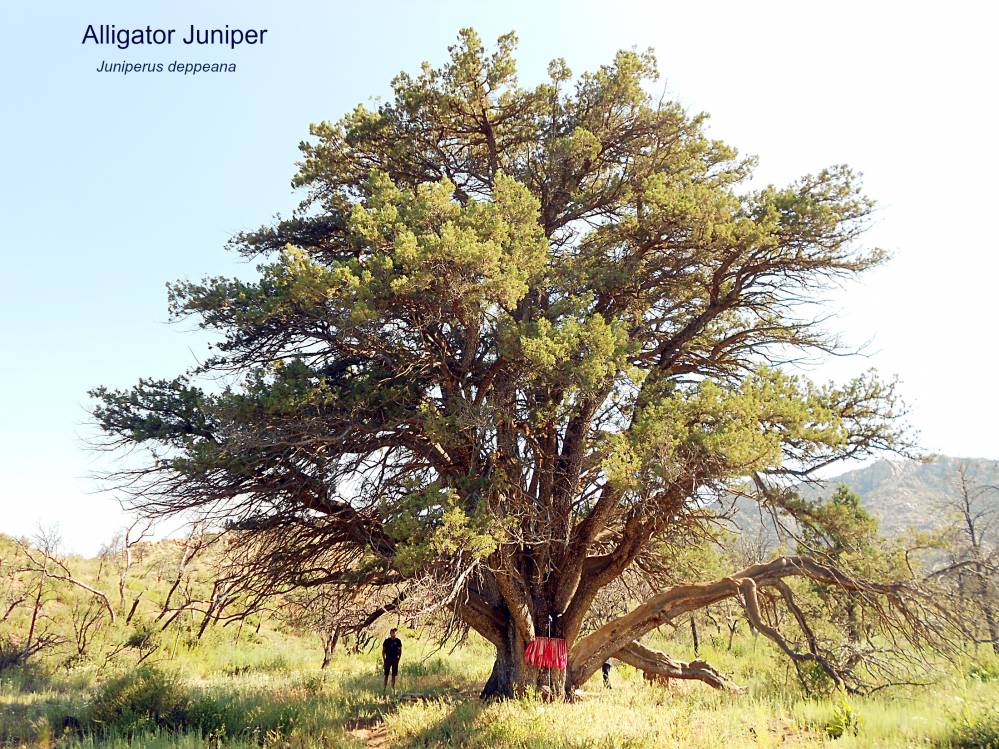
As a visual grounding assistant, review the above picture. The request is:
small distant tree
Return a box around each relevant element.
[940,462,998,653]
[0,536,29,630]
[92,29,957,698]
[0,531,72,669]
[792,486,880,640]
[284,584,402,667]
[765,484,928,689]
[796,485,878,557]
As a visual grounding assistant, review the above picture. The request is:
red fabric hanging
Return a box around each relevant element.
[524,636,567,670]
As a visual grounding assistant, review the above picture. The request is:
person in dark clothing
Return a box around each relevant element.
[382,628,402,691]
[602,660,612,688]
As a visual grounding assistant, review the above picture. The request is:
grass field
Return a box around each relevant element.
[3,620,999,749]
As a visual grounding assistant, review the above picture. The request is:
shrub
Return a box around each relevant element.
[86,667,191,733]
[947,708,999,748]
[403,657,451,678]
[968,658,999,683]
[125,622,157,650]
[824,690,862,739]
[797,660,839,696]
[0,657,51,690]
[186,695,233,737]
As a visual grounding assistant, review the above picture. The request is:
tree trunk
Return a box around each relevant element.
[973,561,999,655]
[25,582,43,658]
[321,626,340,669]
[846,595,861,643]
[480,622,528,699]
[478,614,573,699]
[986,610,999,656]
[982,596,998,655]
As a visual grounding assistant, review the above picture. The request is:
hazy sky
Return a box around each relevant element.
[2,0,996,554]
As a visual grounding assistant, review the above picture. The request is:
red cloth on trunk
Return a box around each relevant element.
[524,636,567,670]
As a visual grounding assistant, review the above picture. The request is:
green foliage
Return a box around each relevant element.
[125,622,158,650]
[824,689,862,739]
[87,668,191,734]
[968,656,999,683]
[601,369,851,496]
[795,485,879,560]
[387,486,501,575]
[797,660,840,697]
[947,707,999,748]
[512,311,635,397]
[81,27,920,715]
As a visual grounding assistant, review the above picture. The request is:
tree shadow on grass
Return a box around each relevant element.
[0,658,489,746]
[390,698,487,749]
[336,657,481,702]
[335,665,487,748]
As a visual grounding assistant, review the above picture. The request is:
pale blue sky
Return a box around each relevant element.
[2,0,997,553]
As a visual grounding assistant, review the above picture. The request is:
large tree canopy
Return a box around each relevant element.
[92,29,948,698]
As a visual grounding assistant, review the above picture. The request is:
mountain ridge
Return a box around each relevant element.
[794,455,999,537]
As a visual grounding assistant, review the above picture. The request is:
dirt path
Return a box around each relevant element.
[347,690,470,747]
[350,723,391,748]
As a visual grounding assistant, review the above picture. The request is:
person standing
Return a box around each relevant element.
[382,627,402,691]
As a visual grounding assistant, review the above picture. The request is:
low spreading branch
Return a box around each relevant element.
[615,640,742,691]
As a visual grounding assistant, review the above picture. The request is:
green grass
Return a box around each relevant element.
[2,626,998,748]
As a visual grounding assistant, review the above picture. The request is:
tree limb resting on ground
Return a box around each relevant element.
[615,640,742,691]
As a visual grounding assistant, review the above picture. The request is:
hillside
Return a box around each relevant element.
[731,455,999,543]
[799,455,999,536]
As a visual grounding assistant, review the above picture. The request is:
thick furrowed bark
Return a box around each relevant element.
[480,644,519,699]
[480,621,528,700]
[478,621,571,699]
[615,641,742,691]
[479,636,566,700]
[493,560,535,643]
[458,594,506,650]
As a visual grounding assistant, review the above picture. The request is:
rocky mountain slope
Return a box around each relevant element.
[797,455,999,536]
[730,455,999,543]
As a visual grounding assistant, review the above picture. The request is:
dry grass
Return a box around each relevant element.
[2,624,998,748]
